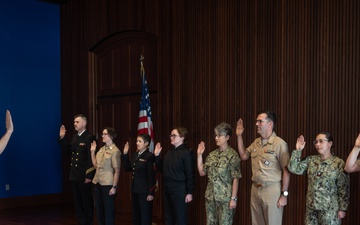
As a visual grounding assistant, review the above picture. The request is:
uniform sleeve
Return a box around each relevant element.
[277,140,290,168]
[58,136,71,155]
[183,150,196,194]
[287,150,309,175]
[85,134,96,179]
[337,160,350,211]
[203,156,209,175]
[230,151,242,179]
[146,154,156,196]
[121,153,132,172]
[111,149,121,169]
[154,155,163,172]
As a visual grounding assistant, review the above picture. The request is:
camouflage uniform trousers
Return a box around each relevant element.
[305,208,342,225]
[205,199,235,225]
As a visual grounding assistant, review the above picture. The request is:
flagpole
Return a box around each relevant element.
[140,55,144,79]
[137,54,154,152]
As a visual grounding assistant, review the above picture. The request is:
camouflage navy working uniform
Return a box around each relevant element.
[288,150,349,225]
[203,146,241,225]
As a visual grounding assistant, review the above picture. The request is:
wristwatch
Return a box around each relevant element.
[281,191,289,197]
[231,196,238,201]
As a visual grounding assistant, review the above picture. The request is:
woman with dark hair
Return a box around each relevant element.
[288,132,349,225]
[90,127,121,225]
[154,127,196,225]
[197,122,241,225]
[122,133,156,225]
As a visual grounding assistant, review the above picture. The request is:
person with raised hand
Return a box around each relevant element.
[58,114,96,225]
[288,133,349,225]
[153,127,196,225]
[344,133,360,173]
[90,127,121,225]
[122,133,156,225]
[0,110,13,154]
[197,122,241,225]
[236,110,290,225]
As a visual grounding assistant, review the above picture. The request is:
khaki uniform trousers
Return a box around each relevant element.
[250,181,283,225]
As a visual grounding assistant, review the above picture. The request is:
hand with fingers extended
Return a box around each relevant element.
[236,118,244,136]
[90,140,97,152]
[123,141,129,154]
[0,110,14,154]
[197,141,205,156]
[59,125,66,139]
[296,135,306,151]
[5,110,13,134]
[154,142,162,156]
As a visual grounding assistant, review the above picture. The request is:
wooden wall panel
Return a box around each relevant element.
[88,30,159,218]
[59,0,360,224]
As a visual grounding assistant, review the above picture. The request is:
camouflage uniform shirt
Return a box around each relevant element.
[203,146,242,201]
[288,150,349,211]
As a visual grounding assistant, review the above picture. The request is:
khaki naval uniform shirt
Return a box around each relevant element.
[246,132,289,184]
[92,144,121,186]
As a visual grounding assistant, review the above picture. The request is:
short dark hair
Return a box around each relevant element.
[174,127,188,144]
[104,127,117,141]
[138,133,151,147]
[318,131,334,148]
[74,114,87,122]
[257,110,277,125]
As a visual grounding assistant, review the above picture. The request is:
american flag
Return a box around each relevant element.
[137,60,154,152]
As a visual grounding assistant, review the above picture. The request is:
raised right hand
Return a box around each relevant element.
[197,141,205,156]
[90,140,97,152]
[5,110,13,133]
[123,141,129,154]
[236,118,244,136]
[154,142,162,156]
[296,135,306,151]
[59,125,66,138]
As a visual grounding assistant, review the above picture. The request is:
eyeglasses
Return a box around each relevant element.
[313,139,329,145]
[102,133,109,137]
[256,120,267,124]
[213,134,226,138]
[169,134,179,138]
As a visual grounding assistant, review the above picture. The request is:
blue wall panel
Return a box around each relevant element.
[0,0,61,197]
